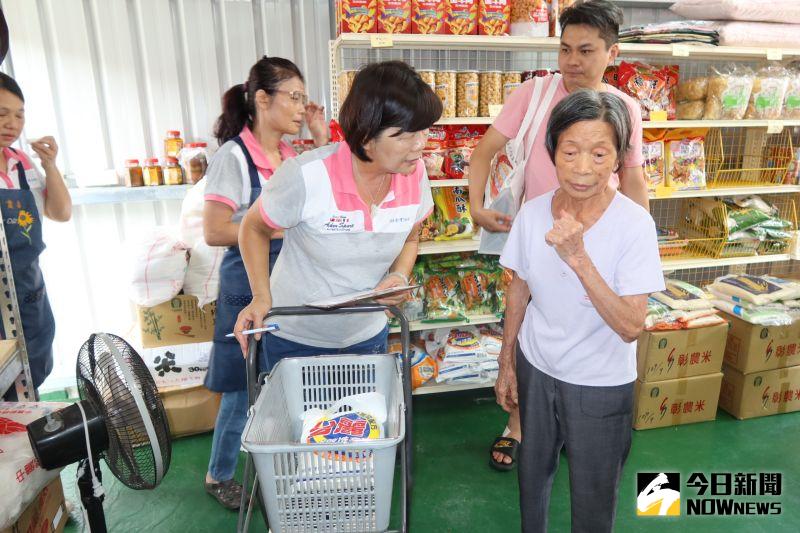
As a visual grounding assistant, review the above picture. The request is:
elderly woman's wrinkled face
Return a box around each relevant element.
[554,119,619,199]
[364,127,428,175]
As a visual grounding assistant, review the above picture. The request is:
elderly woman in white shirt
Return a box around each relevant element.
[495,89,665,533]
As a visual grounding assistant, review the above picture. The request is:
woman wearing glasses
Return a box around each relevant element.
[202,56,328,510]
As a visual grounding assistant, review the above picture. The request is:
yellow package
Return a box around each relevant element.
[433,186,473,241]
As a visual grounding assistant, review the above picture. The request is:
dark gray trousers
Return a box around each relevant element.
[516,348,635,533]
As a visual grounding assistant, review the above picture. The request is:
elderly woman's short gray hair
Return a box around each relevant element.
[544,89,631,167]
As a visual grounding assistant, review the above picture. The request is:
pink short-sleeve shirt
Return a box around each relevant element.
[492,75,644,202]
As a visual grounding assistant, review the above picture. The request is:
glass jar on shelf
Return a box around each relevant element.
[124,159,144,187]
[143,158,163,186]
[179,142,208,184]
[164,130,184,158]
[163,156,184,185]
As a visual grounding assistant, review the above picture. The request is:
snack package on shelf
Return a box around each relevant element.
[432,186,474,240]
[602,65,619,88]
[664,129,707,190]
[478,324,503,357]
[403,262,427,321]
[722,196,793,244]
[458,267,494,315]
[676,77,708,102]
[378,1,412,33]
[783,148,800,185]
[657,227,689,258]
[703,65,754,120]
[443,125,486,178]
[617,61,679,120]
[509,0,549,37]
[423,126,447,179]
[745,64,790,120]
[389,342,438,389]
[419,210,440,241]
[412,0,447,34]
[642,140,666,192]
[478,0,510,36]
[424,270,466,320]
[337,0,377,34]
[677,100,705,120]
[447,0,478,35]
[784,67,800,119]
[708,274,800,306]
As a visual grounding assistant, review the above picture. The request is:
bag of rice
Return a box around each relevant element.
[712,299,795,326]
[708,274,800,305]
[651,279,713,311]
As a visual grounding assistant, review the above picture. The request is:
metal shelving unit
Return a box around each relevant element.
[0,220,35,400]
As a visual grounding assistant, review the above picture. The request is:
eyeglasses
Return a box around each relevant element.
[274,90,308,106]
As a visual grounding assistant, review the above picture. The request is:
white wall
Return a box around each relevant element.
[2,0,665,391]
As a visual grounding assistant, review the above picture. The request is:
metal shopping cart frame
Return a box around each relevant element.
[237,304,413,533]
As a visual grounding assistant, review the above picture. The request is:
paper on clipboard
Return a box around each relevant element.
[305,285,420,309]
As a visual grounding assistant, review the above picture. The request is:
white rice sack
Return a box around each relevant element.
[431,326,488,364]
[651,279,714,311]
[183,242,224,307]
[128,227,188,307]
[713,300,795,326]
[179,178,206,248]
[709,274,798,306]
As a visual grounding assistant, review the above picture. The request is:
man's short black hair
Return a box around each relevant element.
[339,61,442,162]
[559,0,624,49]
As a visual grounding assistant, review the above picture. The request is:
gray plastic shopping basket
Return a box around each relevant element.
[237,305,413,533]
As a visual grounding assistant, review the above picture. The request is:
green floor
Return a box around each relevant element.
[48,389,799,532]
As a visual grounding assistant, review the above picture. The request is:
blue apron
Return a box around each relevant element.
[0,149,56,389]
[204,136,282,392]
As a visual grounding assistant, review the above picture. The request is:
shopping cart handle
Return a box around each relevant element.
[245,304,412,404]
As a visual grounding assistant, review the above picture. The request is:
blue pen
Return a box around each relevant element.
[225,323,280,337]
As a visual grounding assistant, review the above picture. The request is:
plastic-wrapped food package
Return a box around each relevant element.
[677,100,705,120]
[457,71,480,117]
[703,65,755,120]
[458,268,494,315]
[642,140,665,192]
[712,299,796,326]
[509,0,548,37]
[745,65,790,120]
[424,270,465,320]
[784,68,800,119]
[665,133,706,190]
[432,186,473,240]
[676,77,708,102]
[709,274,800,306]
[423,126,447,179]
[617,61,679,120]
[652,279,713,311]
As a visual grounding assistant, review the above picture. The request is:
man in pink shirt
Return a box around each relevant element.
[467,0,649,472]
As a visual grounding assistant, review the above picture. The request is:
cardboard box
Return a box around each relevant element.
[722,313,800,374]
[137,295,216,348]
[478,0,510,36]
[448,0,478,35]
[636,323,728,382]
[378,0,411,33]
[143,341,212,390]
[719,364,800,420]
[412,0,447,34]
[337,0,377,34]
[1,477,67,533]
[633,373,723,430]
[160,384,221,438]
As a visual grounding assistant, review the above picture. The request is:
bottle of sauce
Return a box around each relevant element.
[180,142,208,184]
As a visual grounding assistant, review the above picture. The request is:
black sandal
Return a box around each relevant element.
[489,435,519,472]
[205,478,244,510]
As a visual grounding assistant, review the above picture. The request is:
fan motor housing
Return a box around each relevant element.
[27,400,109,470]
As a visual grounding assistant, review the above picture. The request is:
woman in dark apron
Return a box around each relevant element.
[0,74,71,399]
[201,56,328,510]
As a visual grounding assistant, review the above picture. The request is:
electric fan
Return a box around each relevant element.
[26,333,172,533]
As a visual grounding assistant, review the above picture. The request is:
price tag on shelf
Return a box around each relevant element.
[370,34,394,48]
[488,104,503,117]
[654,185,674,199]
[649,110,668,122]
[766,48,783,61]
[671,44,690,57]
[767,120,784,134]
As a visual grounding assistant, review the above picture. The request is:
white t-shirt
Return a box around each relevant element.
[500,190,665,386]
